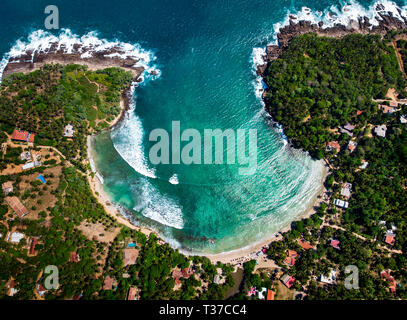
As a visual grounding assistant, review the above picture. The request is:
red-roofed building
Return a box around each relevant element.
[103,276,116,291]
[29,237,39,256]
[298,239,314,250]
[127,287,139,300]
[281,274,295,288]
[182,267,193,279]
[11,129,35,143]
[356,110,364,116]
[36,283,47,297]
[172,269,183,285]
[266,289,275,300]
[378,104,396,114]
[381,270,396,294]
[330,239,341,250]
[284,250,298,266]
[327,141,340,153]
[70,251,80,263]
[384,231,396,246]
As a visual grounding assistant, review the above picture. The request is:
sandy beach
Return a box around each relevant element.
[86,92,330,266]
[20,56,332,268]
[86,135,152,237]
[205,163,329,265]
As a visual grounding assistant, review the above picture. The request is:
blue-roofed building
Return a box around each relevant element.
[37,175,46,184]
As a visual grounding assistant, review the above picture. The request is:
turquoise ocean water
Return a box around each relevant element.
[1,0,406,254]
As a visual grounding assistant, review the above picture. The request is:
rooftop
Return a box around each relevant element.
[5,196,29,218]
[374,125,387,137]
[123,248,139,267]
[298,239,314,250]
[11,129,35,143]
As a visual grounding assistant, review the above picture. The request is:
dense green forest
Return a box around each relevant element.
[0,64,133,171]
[264,33,405,158]
[262,32,407,299]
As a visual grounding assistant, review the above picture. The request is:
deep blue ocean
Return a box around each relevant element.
[1,0,406,254]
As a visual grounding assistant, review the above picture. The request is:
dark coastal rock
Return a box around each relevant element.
[2,42,145,81]
[256,11,407,79]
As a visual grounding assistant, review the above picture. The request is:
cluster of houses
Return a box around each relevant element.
[102,243,140,299]
[247,286,276,300]
[326,101,407,154]
[278,238,338,290]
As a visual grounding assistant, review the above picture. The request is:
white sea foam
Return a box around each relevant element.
[271,0,407,44]
[0,28,160,81]
[111,83,157,179]
[133,178,184,229]
[169,174,179,185]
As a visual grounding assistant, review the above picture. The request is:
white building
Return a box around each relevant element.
[258,287,267,300]
[334,199,349,209]
[22,161,41,171]
[320,269,337,284]
[63,124,75,138]
[374,125,387,137]
[7,232,24,243]
[359,159,369,170]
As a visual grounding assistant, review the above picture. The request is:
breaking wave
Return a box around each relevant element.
[133,178,184,229]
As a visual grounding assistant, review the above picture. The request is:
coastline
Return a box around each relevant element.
[6,8,404,266]
[204,162,329,265]
[86,135,153,237]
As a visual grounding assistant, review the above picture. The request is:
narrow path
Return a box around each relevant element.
[392,40,405,76]
[321,222,402,254]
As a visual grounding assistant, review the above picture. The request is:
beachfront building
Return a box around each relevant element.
[320,269,337,285]
[334,199,349,209]
[281,274,295,289]
[326,141,340,153]
[4,196,29,218]
[11,129,35,143]
[374,125,387,138]
[2,181,13,195]
[284,250,299,266]
[63,124,75,138]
